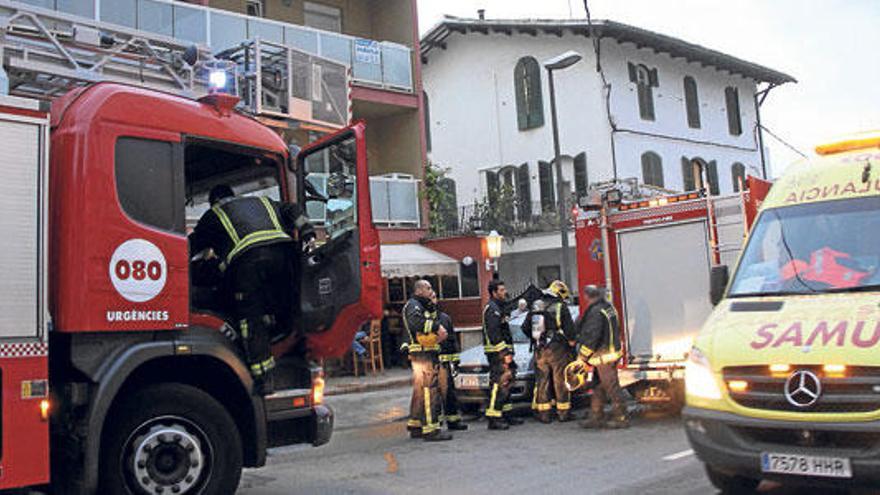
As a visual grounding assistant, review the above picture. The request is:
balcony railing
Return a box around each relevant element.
[17,0,414,92]
[429,200,574,239]
[370,174,420,228]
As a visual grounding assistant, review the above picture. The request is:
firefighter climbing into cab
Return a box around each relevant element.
[522,280,577,423]
[189,184,315,395]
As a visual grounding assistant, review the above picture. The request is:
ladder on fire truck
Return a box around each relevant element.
[0,0,350,129]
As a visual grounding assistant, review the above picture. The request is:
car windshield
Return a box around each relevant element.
[729,196,880,297]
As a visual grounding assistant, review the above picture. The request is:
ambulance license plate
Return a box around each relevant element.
[761,452,852,478]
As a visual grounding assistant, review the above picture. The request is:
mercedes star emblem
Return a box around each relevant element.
[784,370,822,408]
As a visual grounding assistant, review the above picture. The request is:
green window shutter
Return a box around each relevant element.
[681,157,696,191]
[725,87,742,136]
[515,57,544,130]
[641,152,663,188]
[514,60,529,130]
[526,59,544,128]
[706,160,720,195]
[731,162,746,192]
[574,152,588,198]
[486,170,499,208]
[684,76,700,129]
[538,160,555,212]
[516,162,531,219]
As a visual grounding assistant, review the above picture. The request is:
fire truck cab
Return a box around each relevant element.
[0,83,380,494]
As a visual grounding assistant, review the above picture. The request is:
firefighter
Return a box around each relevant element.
[522,281,577,423]
[430,293,468,431]
[483,280,524,430]
[576,285,629,429]
[189,184,314,395]
[403,279,453,441]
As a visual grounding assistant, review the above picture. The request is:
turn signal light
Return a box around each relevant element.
[769,364,791,373]
[312,376,325,405]
[824,364,846,375]
[40,399,50,421]
[727,380,749,393]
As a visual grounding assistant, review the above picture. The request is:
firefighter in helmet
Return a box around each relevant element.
[402,279,454,441]
[482,280,523,430]
[429,292,468,431]
[522,280,577,423]
[189,184,315,395]
[576,285,629,429]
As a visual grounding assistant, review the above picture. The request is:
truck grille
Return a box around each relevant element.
[723,365,880,413]
[733,426,880,450]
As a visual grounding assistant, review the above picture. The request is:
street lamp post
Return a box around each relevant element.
[544,51,582,289]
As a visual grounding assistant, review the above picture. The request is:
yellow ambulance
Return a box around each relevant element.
[684,132,880,492]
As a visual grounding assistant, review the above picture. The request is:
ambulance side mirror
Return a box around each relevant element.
[709,265,729,306]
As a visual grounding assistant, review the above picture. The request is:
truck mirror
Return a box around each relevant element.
[710,265,729,306]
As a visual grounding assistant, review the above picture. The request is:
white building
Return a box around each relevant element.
[421,16,794,291]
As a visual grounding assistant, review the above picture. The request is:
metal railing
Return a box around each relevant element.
[429,200,573,239]
[15,0,414,92]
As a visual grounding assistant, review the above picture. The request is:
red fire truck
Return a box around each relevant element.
[574,177,770,410]
[0,82,380,494]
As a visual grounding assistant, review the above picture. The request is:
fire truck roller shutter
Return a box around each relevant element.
[617,220,713,362]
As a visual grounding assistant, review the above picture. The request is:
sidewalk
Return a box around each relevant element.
[324,367,411,396]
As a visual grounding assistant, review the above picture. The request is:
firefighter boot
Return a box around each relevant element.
[536,411,553,424]
[488,418,510,430]
[408,428,423,439]
[447,421,469,431]
[557,412,574,423]
[423,430,453,442]
[504,414,525,426]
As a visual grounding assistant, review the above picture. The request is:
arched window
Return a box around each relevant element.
[725,86,742,136]
[683,76,700,129]
[514,57,544,130]
[731,162,746,192]
[681,157,696,191]
[628,62,658,120]
[641,152,664,188]
[423,91,432,152]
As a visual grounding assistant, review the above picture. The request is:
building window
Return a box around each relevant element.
[628,62,658,121]
[706,160,720,195]
[516,163,532,220]
[514,56,544,130]
[115,137,184,233]
[485,170,499,209]
[574,152,588,199]
[246,0,264,17]
[304,1,342,33]
[537,265,561,288]
[725,86,742,136]
[681,157,696,191]
[681,157,720,195]
[423,91,431,152]
[731,162,746,192]
[683,76,701,129]
[538,160,555,212]
[641,151,664,188]
[460,261,480,297]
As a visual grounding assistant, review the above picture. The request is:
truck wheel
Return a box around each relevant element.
[99,383,243,495]
[705,464,760,494]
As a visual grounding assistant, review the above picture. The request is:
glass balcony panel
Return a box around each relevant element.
[57,0,94,18]
[100,0,136,28]
[210,12,247,52]
[248,19,284,44]
[173,4,207,44]
[284,25,318,55]
[387,180,419,223]
[17,0,54,10]
[317,32,351,65]
[138,0,173,37]
[382,43,413,90]
[352,39,382,84]
[369,179,390,222]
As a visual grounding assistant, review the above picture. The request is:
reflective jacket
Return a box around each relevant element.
[437,310,460,362]
[576,299,622,366]
[522,298,576,350]
[189,196,314,270]
[482,298,513,356]
[402,296,441,354]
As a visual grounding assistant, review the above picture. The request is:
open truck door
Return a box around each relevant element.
[295,122,381,358]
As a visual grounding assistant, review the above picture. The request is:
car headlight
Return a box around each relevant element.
[685,347,722,400]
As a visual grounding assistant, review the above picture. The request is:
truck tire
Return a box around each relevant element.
[99,383,243,495]
[705,464,760,494]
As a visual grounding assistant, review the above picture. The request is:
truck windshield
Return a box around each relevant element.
[729,196,880,297]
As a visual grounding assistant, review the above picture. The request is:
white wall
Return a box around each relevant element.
[423,29,765,209]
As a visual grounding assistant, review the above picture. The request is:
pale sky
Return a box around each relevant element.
[417,0,880,178]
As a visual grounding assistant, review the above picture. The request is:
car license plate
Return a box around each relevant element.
[761,452,852,479]
[456,374,487,389]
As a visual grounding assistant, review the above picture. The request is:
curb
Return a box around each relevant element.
[325,376,411,397]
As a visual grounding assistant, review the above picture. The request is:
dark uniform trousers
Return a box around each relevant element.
[534,342,572,417]
[591,362,625,418]
[226,246,293,380]
[407,353,444,435]
[438,356,462,425]
[485,354,515,419]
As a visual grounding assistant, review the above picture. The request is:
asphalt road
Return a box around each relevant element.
[237,386,873,495]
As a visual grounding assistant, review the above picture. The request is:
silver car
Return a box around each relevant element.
[454,306,581,412]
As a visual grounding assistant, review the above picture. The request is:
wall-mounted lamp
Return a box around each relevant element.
[484,230,502,273]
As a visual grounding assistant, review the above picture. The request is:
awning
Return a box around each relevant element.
[380,244,459,278]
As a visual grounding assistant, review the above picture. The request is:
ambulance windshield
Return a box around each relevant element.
[729,196,880,296]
